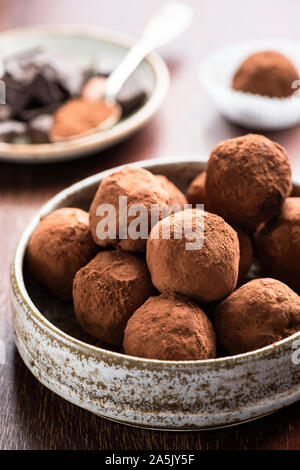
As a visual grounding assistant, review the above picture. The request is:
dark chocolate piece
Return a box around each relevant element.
[1,47,88,124]
[116,75,148,115]
[18,102,62,122]
[2,73,33,115]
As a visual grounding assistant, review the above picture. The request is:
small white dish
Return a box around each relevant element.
[199,39,300,130]
[0,24,169,163]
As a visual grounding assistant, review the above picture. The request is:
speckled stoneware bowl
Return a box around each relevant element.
[11,157,300,430]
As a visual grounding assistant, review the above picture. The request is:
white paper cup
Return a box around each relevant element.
[199,39,300,130]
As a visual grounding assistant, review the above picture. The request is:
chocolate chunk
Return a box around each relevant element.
[1,47,88,124]
[42,54,87,96]
[92,59,148,115]
[2,73,33,114]
[31,71,68,106]
[18,102,62,122]
[116,75,148,115]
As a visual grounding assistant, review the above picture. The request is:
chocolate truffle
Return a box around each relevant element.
[123,294,216,360]
[27,208,97,301]
[73,250,155,345]
[237,229,253,283]
[232,50,299,98]
[215,278,300,355]
[146,208,240,304]
[255,197,300,292]
[187,171,210,209]
[89,166,182,252]
[206,134,292,233]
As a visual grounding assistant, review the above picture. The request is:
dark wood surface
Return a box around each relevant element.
[1,0,300,450]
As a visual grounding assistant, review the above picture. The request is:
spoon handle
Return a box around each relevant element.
[104,2,193,100]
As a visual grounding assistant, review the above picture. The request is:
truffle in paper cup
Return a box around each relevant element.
[199,39,300,130]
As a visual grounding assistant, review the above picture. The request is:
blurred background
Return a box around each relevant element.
[1,0,300,173]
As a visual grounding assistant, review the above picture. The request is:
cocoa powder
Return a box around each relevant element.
[51,98,116,140]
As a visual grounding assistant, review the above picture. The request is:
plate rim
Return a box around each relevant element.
[0,23,170,163]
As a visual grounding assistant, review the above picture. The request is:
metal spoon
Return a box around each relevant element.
[51,2,193,141]
[103,2,193,101]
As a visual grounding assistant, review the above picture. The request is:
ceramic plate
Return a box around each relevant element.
[10,157,300,430]
[0,24,169,163]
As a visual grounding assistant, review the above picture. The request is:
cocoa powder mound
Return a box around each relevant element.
[255,197,300,292]
[215,278,300,355]
[206,134,292,233]
[51,98,116,140]
[232,50,299,98]
[89,166,186,253]
[146,208,240,304]
[27,208,97,301]
[73,250,155,345]
[123,294,217,360]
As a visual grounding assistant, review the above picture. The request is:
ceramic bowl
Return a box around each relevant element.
[11,157,300,430]
[0,24,169,163]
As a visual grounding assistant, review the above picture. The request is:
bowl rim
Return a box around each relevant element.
[0,23,170,162]
[12,155,300,367]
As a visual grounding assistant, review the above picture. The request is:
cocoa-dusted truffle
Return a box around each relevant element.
[187,171,210,209]
[27,208,97,301]
[215,278,300,355]
[232,50,299,98]
[255,198,300,292]
[237,229,253,283]
[73,250,155,345]
[206,134,292,233]
[89,166,185,252]
[146,208,239,304]
[123,294,216,360]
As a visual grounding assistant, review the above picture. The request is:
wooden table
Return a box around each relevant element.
[1,0,300,450]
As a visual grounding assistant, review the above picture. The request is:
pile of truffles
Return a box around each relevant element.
[232,50,300,98]
[27,133,300,360]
